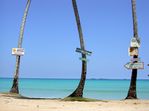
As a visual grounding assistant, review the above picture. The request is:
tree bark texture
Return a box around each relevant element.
[126,56,138,99]
[10,0,31,93]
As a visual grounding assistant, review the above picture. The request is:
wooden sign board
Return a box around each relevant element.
[124,62,144,70]
[128,47,138,56]
[76,48,92,56]
[12,48,24,56]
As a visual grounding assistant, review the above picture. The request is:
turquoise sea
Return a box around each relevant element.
[0,78,149,100]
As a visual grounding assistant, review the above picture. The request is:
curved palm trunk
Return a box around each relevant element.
[126,0,139,99]
[68,0,87,97]
[10,0,31,93]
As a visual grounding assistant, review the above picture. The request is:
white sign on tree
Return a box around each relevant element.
[12,48,25,56]
[130,37,140,48]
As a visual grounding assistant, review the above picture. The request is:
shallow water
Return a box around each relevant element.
[0,78,149,100]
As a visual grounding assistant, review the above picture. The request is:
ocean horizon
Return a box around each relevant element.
[0,78,149,100]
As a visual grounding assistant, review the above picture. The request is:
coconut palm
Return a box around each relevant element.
[126,0,140,99]
[68,0,89,97]
[10,0,31,93]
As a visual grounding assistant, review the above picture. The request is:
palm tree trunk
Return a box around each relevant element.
[68,0,87,97]
[10,0,31,93]
[126,67,137,99]
[126,0,139,99]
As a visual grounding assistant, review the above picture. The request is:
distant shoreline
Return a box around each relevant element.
[0,77,149,80]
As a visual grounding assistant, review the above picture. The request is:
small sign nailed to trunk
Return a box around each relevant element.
[130,37,140,48]
[12,48,24,56]
[130,58,140,62]
[124,62,144,70]
[79,57,88,62]
[128,47,138,56]
[76,48,92,56]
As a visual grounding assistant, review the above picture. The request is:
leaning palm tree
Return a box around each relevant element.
[68,0,91,97]
[10,0,31,93]
[125,0,140,99]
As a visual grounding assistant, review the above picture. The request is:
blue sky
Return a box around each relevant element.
[0,0,149,79]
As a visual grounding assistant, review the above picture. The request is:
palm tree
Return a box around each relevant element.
[68,0,90,97]
[10,0,31,93]
[126,0,140,99]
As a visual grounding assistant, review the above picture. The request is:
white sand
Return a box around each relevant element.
[0,93,149,111]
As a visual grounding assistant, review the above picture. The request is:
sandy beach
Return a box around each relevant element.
[0,93,149,111]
